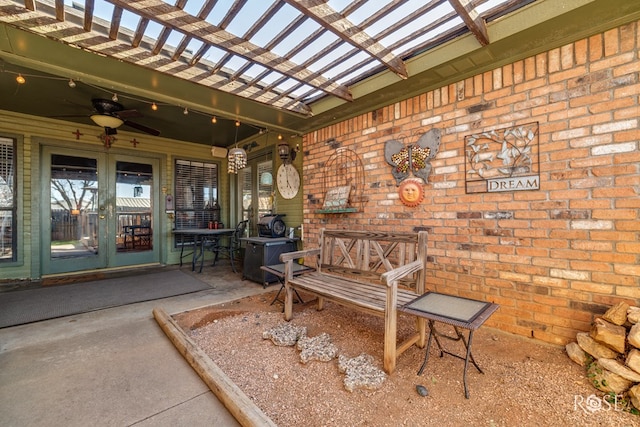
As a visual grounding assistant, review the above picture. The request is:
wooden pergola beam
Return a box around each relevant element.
[284,0,408,79]
[448,0,490,46]
[108,0,353,102]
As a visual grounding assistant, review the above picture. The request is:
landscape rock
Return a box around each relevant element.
[626,349,640,375]
[590,318,626,354]
[628,384,640,410]
[598,358,640,382]
[296,332,338,363]
[587,360,633,394]
[416,385,429,397]
[628,323,640,349]
[602,301,630,326]
[566,342,590,366]
[263,323,307,346]
[338,353,386,392]
[576,332,618,359]
[628,307,640,324]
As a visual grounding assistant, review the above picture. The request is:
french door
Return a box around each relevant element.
[41,146,160,275]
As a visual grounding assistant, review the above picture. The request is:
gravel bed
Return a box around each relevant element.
[176,293,638,427]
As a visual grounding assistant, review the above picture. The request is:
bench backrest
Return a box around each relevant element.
[317,229,428,293]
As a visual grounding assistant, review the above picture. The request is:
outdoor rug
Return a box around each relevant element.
[0,270,210,328]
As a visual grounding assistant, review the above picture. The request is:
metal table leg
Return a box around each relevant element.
[416,321,483,399]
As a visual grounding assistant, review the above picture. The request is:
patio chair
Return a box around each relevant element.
[212,220,248,273]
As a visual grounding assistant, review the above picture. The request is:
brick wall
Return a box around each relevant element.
[301,21,640,345]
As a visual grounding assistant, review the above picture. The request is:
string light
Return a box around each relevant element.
[3,68,267,133]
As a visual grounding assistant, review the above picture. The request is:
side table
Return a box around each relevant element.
[260,263,314,306]
[401,292,499,398]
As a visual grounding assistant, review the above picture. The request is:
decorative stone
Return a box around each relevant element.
[576,332,618,359]
[338,353,387,392]
[566,342,590,366]
[262,323,307,346]
[628,384,640,410]
[296,332,338,363]
[416,385,429,397]
[598,358,640,382]
[626,349,640,375]
[628,323,640,349]
[602,301,630,326]
[587,360,633,394]
[628,307,640,324]
[590,318,626,354]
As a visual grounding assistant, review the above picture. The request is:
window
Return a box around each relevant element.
[174,159,219,235]
[0,137,16,261]
[239,156,273,236]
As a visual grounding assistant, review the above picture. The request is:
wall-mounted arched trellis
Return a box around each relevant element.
[318,148,365,213]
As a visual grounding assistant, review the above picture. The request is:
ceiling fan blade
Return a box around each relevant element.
[123,120,160,136]
[116,109,143,119]
[50,114,89,118]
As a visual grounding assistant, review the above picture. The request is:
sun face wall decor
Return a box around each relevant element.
[398,178,425,207]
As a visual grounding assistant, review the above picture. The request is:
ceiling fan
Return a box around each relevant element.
[89,98,160,136]
[55,98,160,136]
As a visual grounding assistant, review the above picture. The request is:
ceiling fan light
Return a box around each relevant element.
[90,114,124,129]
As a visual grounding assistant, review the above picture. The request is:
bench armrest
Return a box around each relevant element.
[380,260,424,287]
[279,248,321,262]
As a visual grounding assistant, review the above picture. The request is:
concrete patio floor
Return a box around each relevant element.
[0,264,272,427]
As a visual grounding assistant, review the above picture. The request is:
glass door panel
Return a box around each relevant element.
[240,159,273,236]
[110,155,159,267]
[115,161,153,253]
[45,150,107,274]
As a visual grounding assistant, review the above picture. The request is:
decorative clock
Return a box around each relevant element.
[276,163,300,199]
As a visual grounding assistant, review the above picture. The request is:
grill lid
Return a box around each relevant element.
[258,214,286,237]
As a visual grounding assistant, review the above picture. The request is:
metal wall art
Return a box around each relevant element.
[384,129,441,186]
[318,148,365,213]
[464,122,540,194]
[384,129,441,207]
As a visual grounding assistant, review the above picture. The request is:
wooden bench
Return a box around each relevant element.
[280,229,429,374]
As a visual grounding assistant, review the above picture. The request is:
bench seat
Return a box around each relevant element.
[280,229,429,373]
[287,271,420,316]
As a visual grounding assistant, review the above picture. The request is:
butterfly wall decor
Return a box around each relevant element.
[384,129,441,185]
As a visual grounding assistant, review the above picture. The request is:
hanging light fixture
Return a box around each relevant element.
[260,172,273,185]
[227,122,247,174]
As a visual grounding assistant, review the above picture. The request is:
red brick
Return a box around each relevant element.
[302,21,640,347]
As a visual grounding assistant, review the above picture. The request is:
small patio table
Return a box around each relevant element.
[401,292,499,398]
[260,262,314,306]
